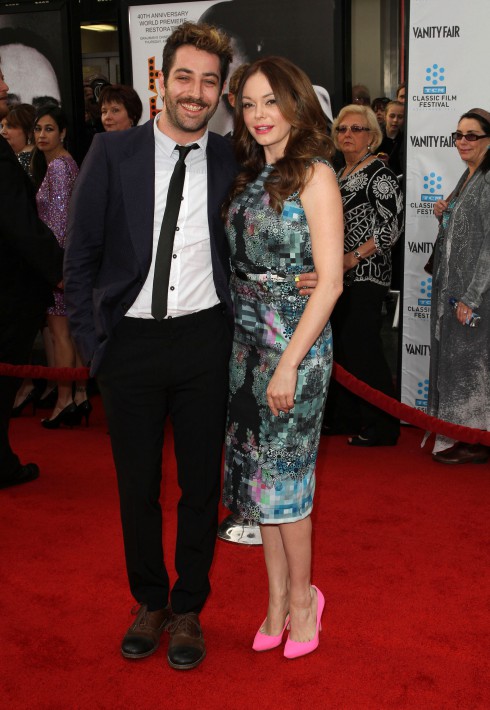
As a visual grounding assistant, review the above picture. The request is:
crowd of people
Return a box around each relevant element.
[1,19,488,674]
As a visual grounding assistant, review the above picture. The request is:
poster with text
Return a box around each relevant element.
[121,0,345,132]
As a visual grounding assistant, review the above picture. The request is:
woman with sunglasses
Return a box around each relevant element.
[428,108,490,464]
[322,104,403,446]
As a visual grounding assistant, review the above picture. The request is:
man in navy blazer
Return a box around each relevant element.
[64,23,237,671]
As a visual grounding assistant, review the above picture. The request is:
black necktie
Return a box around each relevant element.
[151,143,198,321]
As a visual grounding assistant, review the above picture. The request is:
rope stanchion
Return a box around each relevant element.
[332,363,490,446]
[0,360,488,446]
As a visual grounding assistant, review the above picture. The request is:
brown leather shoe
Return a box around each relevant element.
[121,603,172,659]
[433,442,489,465]
[167,612,206,670]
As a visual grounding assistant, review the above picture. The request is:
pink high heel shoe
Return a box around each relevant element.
[284,585,325,659]
[252,615,290,652]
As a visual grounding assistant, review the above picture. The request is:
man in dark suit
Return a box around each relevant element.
[0,64,64,490]
[64,23,236,671]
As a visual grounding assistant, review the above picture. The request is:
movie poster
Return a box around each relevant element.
[0,5,65,107]
[121,0,345,132]
[0,0,83,157]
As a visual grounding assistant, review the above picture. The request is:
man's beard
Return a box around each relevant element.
[163,93,218,134]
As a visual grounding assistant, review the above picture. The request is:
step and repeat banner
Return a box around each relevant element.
[402,0,490,411]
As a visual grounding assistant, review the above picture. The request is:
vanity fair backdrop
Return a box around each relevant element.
[402,0,489,411]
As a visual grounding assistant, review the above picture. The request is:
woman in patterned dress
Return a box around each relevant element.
[323,104,404,445]
[223,57,344,658]
[32,106,84,428]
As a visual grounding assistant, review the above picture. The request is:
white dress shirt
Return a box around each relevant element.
[126,116,219,319]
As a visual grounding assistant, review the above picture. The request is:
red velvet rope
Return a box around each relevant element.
[332,363,490,446]
[1,361,489,446]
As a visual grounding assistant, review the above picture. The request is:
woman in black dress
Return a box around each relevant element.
[324,104,404,446]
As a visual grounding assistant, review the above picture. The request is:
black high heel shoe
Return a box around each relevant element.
[12,388,40,417]
[72,400,93,427]
[41,403,78,430]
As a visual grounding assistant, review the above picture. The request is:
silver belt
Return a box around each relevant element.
[233,269,297,283]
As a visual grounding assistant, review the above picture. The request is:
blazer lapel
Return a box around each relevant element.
[119,121,156,275]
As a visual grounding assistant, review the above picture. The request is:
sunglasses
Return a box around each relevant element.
[451,131,490,142]
[335,125,371,134]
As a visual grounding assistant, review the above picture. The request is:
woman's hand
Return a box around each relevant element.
[295,272,317,295]
[456,300,473,326]
[343,253,358,273]
[433,199,448,220]
[266,364,297,416]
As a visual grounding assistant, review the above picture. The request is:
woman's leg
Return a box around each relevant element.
[339,282,399,440]
[74,350,88,405]
[279,515,318,643]
[40,324,57,398]
[259,524,290,635]
[13,379,35,407]
[46,314,75,415]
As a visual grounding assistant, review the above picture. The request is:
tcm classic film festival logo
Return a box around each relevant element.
[409,169,445,217]
[413,61,458,108]
[407,275,432,319]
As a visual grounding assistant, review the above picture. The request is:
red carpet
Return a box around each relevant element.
[2,396,489,709]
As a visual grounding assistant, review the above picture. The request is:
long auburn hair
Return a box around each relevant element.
[227,56,334,213]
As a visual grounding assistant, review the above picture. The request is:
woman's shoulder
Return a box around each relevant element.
[366,158,400,184]
[308,156,335,173]
[48,154,79,178]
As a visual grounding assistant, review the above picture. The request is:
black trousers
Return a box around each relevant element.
[97,306,232,614]
[324,281,399,440]
[0,313,44,477]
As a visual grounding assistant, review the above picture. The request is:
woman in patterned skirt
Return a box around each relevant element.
[223,57,344,658]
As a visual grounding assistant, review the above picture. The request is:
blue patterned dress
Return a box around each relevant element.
[223,162,333,524]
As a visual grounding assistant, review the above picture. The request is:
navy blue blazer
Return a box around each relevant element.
[64,120,238,374]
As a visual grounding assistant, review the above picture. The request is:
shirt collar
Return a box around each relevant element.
[153,113,208,156]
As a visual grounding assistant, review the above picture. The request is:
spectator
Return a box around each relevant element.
[352,83,371,106]
[99,84,143,131]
